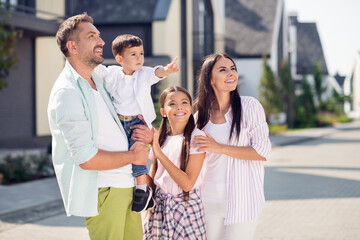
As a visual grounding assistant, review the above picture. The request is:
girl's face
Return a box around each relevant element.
[210,57,238,94]
[161,91,193,130]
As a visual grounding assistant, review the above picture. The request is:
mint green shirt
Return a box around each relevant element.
[48,61,128,217]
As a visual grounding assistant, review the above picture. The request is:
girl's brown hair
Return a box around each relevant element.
[157,86,195,201]
[195,53,242,141]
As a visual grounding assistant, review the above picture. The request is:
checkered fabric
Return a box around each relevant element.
[144,188,206,240]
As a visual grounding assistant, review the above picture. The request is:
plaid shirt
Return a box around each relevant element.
[144,188,206,240]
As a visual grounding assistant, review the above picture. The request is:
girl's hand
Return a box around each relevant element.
[193,131,223,154]
[152,129,163,158]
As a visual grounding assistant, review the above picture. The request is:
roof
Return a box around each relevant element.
[225,0,279,57]
[296,22,328,75]
[1,8,60,36]
[334,73,346,87]
[70,0,170,24]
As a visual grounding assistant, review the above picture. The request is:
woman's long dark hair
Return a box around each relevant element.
[195,53,242,141]
[157,86,195,201]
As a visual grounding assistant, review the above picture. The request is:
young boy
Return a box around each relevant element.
[95,34,179,213]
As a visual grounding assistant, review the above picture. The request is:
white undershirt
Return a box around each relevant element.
[201,120,231,203]
[114,75,141,116]
[93,90,134,188]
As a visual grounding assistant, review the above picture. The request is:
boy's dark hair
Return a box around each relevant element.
[56,12,93,57]
[112,34,143,57]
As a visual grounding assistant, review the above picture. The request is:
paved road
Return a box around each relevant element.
[0,121,359,239]
[254,121,360,240]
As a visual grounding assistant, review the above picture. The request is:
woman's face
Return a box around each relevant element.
[210,57,238,94]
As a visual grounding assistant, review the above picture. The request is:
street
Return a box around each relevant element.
[255,121,360,239]
[0,121,359,239]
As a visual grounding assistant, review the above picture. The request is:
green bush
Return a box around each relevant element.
[0,154,54,184]
[269,124,288,134]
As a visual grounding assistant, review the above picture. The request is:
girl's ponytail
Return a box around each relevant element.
[180,114,195,201]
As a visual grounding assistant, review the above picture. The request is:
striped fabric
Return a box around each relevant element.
[144,188,206,240]
[204,96,271,225]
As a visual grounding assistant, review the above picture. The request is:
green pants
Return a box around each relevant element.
[85,187,142,240]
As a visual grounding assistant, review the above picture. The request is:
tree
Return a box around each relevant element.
[312,62,327,110]
[279,60,295,128]
[258,55,282,119]
[0,3,20,90]
[295,76,317,127]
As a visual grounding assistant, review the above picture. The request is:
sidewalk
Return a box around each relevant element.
[0,120,358,239]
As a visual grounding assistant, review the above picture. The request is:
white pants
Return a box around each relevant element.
[203,201,258,240]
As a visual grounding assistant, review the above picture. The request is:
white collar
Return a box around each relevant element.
[66,60,82,82]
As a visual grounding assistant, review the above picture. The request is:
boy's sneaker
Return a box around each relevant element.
[132,186,153,213]
[146,196,155,210]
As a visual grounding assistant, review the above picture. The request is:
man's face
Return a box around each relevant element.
[75,22,105,68]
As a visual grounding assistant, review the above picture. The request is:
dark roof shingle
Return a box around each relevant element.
[71,0,159,24]
[296,22,328,75]
[225,0,279,56]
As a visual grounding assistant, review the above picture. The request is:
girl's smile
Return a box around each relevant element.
[161,91,193,135]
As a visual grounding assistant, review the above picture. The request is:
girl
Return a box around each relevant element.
[144,86,207,240]
[193,53,271,240]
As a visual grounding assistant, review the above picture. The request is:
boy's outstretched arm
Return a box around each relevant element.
[155,57,180,78]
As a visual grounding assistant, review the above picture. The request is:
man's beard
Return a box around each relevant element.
[81,50,104,68]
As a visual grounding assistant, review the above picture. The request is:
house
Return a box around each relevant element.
[0,1,64,146]
[224,0,287,98]
[68,0,224,96]
[344,52,360,118]
[333,72,346,93]
[0,0,223,146]
[288,13,333,102]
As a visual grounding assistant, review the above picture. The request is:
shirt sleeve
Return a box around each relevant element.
[142,66,166,85]
[190,128,207,155]
[52,88,98,165]
[246,97,272,158]
[95,65,120,96]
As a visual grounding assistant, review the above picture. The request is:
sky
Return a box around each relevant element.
[286,0,360,76]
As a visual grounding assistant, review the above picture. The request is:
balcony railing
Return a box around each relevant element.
[0,2,65,22]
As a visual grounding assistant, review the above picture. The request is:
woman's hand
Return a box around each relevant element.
[193,132,223,154]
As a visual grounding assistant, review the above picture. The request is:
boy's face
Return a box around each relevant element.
[117,45,144,75]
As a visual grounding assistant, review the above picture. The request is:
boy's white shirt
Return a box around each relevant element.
[95,64,165,129]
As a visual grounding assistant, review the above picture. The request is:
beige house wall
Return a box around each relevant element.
[35,0,65,136]
[186,1,194,96]
[152,0,181,90]
[212,0,225,53]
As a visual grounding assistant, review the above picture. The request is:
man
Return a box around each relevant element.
[48,13,150,240]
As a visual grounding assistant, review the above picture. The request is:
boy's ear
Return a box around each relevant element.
[115,54,123,65]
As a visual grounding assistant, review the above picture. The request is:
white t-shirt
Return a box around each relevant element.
[201,120,231,203]
[93,90,134,188]
[113,74,141,116]
[153,128,206,195]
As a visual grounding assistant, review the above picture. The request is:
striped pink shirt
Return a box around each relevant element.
[202,96,271,225]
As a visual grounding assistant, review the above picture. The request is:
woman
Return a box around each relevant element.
[193,53,271,240]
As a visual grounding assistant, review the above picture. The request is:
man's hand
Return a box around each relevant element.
[130,114,153,144]
[130,142,149,166]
